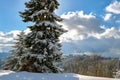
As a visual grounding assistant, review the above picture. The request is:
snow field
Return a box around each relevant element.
[0,70,120,80]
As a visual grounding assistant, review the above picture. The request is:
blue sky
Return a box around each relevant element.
[0,0,114,32]
[0,0,120,57]
[0,0,28,32]
[58,0,111,14]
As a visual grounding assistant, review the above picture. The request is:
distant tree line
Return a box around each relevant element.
[61,54,120,78]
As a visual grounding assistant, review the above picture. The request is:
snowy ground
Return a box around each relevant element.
[0,70,119,80]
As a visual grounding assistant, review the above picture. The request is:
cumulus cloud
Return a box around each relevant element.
[103,13,112,21]
[0,10,120,57]
[92,27,120,39]
[60,11,120,41]
[106,0,120,14]
[60,11,120,57]
[0,30,21,43]
[0,28,32,53]
[0,30,21,52]
[60,11,103,42]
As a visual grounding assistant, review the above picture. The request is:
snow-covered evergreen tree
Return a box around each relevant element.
[3,31,26,71]
[4,0,65,73]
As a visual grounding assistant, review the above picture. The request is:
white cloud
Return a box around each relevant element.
[106,0,120,14]
[93,27,120,39]
[60,29,86,42]
[0,30,21,43]
[103,13,112,21]
[6,30,21,38]
[0,32,5,36]
[24,28,31,34]
[60,11,120,57]
[100,27,120,39]
[0,10,120,57]
[60,11,103,42]
[60,11,120,41]
[61,11,95,19]
[0,30,21,53]
[0,29,32,53]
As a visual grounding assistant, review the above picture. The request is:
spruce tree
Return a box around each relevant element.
[4,0,65,73]
[3,31,26,71]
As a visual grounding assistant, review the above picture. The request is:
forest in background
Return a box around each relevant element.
[0,53,120,78]
[60,54,120,78]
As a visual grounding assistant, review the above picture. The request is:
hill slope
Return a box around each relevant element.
[0,70,119,80]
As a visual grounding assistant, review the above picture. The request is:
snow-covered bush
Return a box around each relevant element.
[114,70,120,79]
